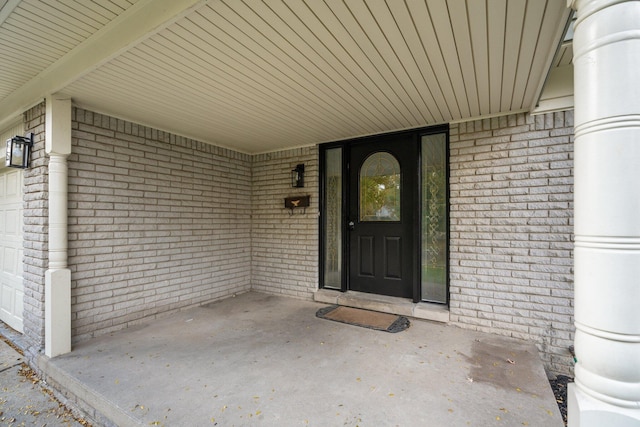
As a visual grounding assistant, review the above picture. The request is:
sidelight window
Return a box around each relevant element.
[421,133,447,303]
[322,147,343,289]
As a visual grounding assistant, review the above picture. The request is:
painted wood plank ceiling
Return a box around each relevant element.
[0,0,138,102]
[0,0,571,153]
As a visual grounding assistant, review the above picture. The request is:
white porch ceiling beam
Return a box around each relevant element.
[0,0,208,130]
[528,6,574,112]
[0,0,20,27]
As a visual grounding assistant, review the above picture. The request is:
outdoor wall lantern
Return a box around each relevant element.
[5,133,34,169]
[291,163,305,188]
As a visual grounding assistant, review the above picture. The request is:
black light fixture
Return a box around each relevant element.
[291,163,305,188]
[5,133,33,169]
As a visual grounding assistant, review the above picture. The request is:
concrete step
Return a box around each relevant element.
[314,289,450,323]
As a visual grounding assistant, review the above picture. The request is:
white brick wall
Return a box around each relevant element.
[251,147,319,299]
[22,102,48,360]
[449,112,574,375]
[68,109,252,342]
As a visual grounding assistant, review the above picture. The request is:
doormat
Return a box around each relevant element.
[316,305,410,333]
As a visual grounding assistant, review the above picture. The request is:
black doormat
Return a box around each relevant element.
[316,305,410,333]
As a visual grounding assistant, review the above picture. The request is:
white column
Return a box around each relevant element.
[569,0,640,425]
[44,95,72,358]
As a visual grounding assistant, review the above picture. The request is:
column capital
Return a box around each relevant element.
[570,0,636,22]
[45,94,71,156]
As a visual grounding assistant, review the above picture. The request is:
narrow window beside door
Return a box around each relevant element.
[322,147,342,289]
[421,133,447,303]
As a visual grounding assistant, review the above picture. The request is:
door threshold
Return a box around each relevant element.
[314,289,449,324]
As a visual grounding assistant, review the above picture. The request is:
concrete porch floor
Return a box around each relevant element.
[39,292,563,426]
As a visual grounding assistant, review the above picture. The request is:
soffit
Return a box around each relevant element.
[0,0,139,102]
[1,0,572,154]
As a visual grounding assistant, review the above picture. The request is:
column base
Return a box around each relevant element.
[569,383,640,427]
[45,268,71,358]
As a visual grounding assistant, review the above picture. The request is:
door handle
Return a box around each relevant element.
[348,221,355,230]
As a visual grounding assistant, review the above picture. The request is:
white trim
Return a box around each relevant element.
[0,0,20,27]
[0,117,23,135]
[448,109,530,124]
[529,7,575,113]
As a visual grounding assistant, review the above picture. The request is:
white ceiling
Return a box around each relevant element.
[0,0,572,154]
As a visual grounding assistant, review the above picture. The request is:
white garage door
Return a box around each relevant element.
[0,168,24,332]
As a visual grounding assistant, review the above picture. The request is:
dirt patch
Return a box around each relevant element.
[550,375,572,425]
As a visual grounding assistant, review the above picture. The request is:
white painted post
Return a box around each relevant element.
[568,0,640,425]
[45,95,72,358]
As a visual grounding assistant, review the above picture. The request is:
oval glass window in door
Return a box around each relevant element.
[359,151,400,222]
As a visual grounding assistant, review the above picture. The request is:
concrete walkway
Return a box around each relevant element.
[37,292,563,426]
[0,335,85,426]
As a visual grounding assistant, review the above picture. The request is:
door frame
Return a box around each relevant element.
[319,124,449,304]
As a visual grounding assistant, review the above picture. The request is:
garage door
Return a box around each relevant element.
[0,168,24,332]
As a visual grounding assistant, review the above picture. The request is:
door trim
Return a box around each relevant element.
[319,124,450,304]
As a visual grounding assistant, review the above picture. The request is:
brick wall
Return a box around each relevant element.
[20,105,574,376]
[22,102,48,359]
[68,108,252,342]
[449,111,575,375]
[251,147,319,299]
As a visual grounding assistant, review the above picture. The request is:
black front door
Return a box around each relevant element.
[348,133,417,298]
